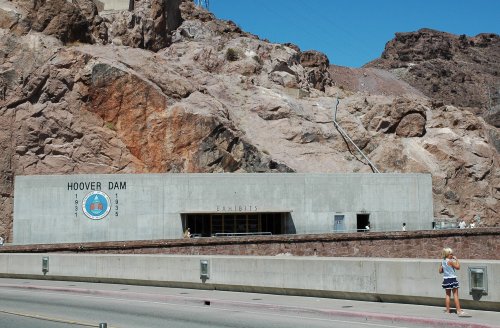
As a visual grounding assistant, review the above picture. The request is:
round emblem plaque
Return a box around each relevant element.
[82,191,111,220]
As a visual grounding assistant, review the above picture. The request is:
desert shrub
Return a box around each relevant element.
[105,122,116,131]
[253,55,264,65]
[226,48,239,61]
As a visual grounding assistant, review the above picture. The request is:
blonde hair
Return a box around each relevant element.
[442,247,453,259]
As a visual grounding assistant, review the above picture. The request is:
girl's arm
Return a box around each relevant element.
[449,257,460,270]
[439,263,443,273]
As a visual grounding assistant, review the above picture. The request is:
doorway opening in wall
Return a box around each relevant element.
[333,215,346,232]
[182,213,287,237]
[357,213,370,232]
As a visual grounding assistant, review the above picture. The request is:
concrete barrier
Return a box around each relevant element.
[0,254,498,310]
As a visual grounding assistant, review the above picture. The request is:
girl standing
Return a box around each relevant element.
[439,247,470,317]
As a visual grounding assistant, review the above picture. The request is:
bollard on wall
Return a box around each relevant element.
[200,260,209,280]
[42,256,49,275]
[469,266,488,295]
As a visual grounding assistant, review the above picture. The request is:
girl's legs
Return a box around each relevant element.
[452,288,462,313]
[445,289,451,312]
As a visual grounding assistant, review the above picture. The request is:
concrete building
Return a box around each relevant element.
[13,173,433,244]
[94,0,130,11]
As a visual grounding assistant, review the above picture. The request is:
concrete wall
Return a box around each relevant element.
[13,173,433,244]
[0,253,498,310]
[94,0,130,11]
[94,0,182,19]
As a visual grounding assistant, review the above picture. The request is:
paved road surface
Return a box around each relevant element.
[0,279,497,328]
[0,288,422,328]
[0,311,90,328]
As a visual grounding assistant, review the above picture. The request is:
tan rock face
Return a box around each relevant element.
[0,1,498,241]
[361,97,427,137]
[299,50,331,91]
[396,113,426,137]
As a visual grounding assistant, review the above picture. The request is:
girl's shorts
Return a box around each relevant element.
[442,277,459,289]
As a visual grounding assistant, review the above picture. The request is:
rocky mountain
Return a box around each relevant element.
[365,28,500,128]
[0,0,498,241]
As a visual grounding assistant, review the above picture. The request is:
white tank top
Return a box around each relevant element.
[442,259,457,278]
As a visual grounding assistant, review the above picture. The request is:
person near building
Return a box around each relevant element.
[458,220,466,229]
[183,228,191,239]
[0,235,4,246]
[439,247,470,317]
[402,223,406,231]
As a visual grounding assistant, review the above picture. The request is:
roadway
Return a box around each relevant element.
[0,278,497,328]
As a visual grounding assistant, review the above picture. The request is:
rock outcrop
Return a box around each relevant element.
[0,1,498,241]
[365,29,500,128]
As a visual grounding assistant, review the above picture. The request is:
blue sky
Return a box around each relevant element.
[209,0,500,68]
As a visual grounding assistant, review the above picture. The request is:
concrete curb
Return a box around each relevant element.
[0,284,494,328]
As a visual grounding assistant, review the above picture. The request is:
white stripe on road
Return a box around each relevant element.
[0,309,118,328]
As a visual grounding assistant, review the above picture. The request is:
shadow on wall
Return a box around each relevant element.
[285,213,296,234]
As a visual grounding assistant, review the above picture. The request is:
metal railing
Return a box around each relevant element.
[333,98,380,173]
[214,232,272,237]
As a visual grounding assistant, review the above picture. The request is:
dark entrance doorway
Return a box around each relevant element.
[357,213,370,232]
[183,213,286,237]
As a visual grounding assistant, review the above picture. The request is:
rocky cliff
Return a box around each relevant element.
[0,0,498,241]
[365,28,500,128]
